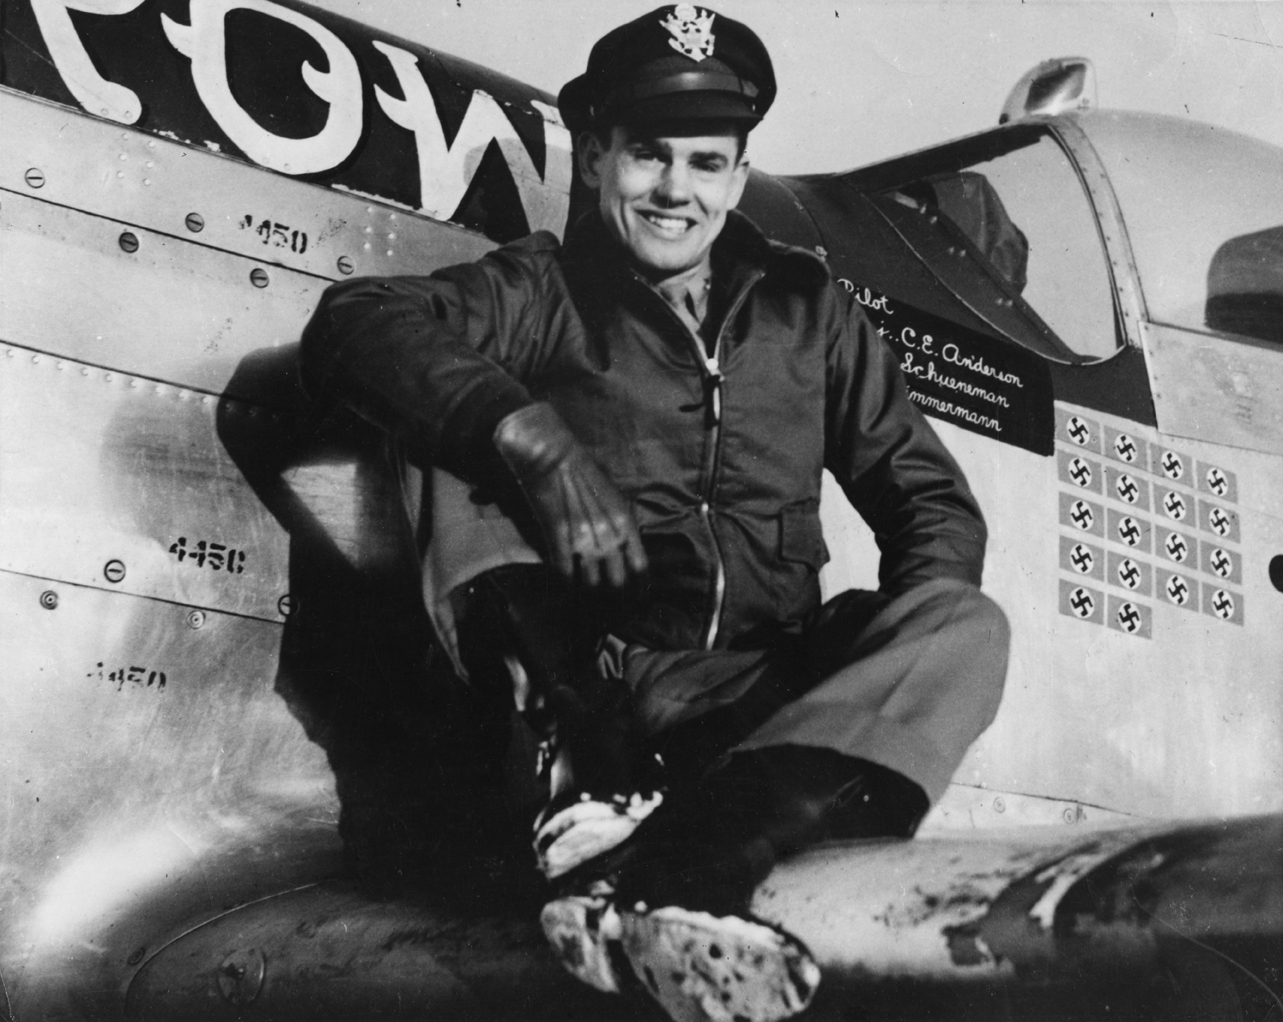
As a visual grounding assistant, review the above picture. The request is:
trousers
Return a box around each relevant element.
[459,569,1009,807]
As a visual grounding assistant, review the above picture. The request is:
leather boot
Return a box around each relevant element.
[614,744,929,917]
[458,565,663,880]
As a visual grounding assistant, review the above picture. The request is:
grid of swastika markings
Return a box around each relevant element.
[1054,407,1244,637]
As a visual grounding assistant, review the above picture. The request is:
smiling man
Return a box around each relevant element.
[301,7,1009,1021]
[585,126,747,279]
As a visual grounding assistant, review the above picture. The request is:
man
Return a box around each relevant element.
[301,6,1009,1020]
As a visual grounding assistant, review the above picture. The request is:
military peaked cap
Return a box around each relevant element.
[558,4,776,136]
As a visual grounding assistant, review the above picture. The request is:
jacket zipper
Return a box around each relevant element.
[638,269,762,649]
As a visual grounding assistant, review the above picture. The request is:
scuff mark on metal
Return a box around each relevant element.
[380,924,454,953]
[4,26,59,71]
[1149,912,1283,1015]
[1211,31,1282,49]
[0,963,13,1022]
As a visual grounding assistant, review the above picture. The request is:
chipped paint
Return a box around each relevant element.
[1026,846,1114,929]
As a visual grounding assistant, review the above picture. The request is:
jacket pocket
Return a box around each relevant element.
[778,503,830,570]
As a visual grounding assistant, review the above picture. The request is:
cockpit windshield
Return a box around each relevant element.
[1085,112,1283,346]
[867,127,1119,364]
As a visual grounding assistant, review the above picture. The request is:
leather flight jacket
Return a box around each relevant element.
[301,211,987,653]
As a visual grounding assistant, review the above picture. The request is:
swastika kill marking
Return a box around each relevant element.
[1105,465,1150,511]
[1058,450,1102,493]
[1158,527,1196,565]
[1056,408,1101,453]
[1196,462,1237,503]
[1107,508,1151,553]
[1157,568,1198,612]
[1059,536,1103,580]
[1198,500,1241,543]
[1201,583,1243,625]
[1060,493,1104,536]
[1107,595,1151,639]
[1107,550,1152,596]
[1155,447,1187,481]
[1201,545,1242,585]
[1160,488,1188,521]
[1059,579,1103,625]
[1106,426,1148,472]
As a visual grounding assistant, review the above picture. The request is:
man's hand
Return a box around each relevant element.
[494,403,648,588]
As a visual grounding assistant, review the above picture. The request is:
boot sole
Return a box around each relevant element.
[620,906,820,1022]
[540,895,623,994]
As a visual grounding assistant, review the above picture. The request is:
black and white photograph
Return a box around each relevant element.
[1,1,1280,1019]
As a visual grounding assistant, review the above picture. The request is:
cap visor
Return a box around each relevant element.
[619,91,760,127]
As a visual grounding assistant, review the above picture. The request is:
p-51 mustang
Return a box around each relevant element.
[1,1,1279,1019]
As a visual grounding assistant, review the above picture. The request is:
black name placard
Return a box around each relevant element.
[840,280,1054,455]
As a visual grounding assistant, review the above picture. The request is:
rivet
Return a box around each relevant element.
[185,212,205,233]
[145,161,154,169]
[277,594,295,618]
[1063,806,1078,824]
[363,242,371,250]
[143,179,151,186]
[117,171,124,179]
[103,559,126,584]
[56,361,65,370]
[130,379,139,388]
[385,249,393,257]
[127,947,146,966]
[337,255,354,275]
[25,167,46,188]
[31,355,41,364]
[105,373,115,381]
[80,367,89,375]
[387,232,397,241]
[993,796,1005,813]
[389,212,398,221]
[250,268,269,288]
[119,231,139,253]
[119,153,128,161]
[40,590,59,610]
[364,226,373,234]
[187,609,206,629]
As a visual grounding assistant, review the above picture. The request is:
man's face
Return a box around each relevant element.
[579,123,749,278]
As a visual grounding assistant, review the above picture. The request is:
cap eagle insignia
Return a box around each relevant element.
[662,5,716,60]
